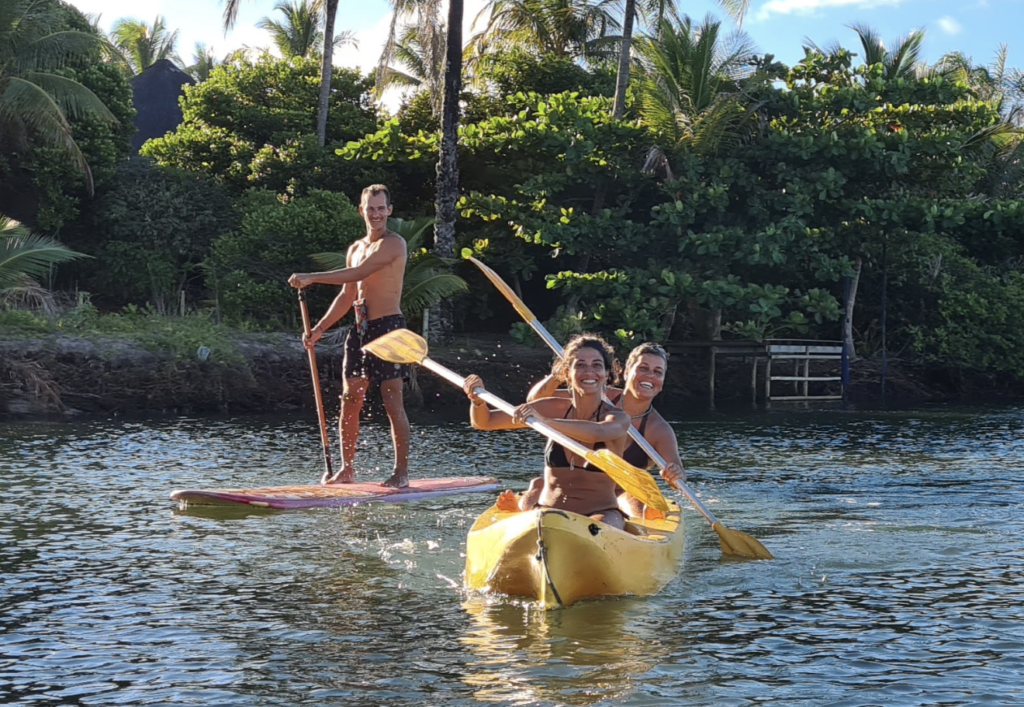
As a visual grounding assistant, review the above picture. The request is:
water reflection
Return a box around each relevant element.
[461,598,665,705]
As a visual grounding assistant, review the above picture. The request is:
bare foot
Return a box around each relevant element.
[322,468,356,485]
[381,472,409,489]
[495,489,520,512]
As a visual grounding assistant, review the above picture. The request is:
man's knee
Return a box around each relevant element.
[379,379,405,409]
[342,379,369,406]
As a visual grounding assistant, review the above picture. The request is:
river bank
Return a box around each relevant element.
[1,331,1019,419]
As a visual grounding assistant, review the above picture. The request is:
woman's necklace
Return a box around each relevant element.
[630,406,653,420]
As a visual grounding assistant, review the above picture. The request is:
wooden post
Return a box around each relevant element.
[764,354,772,408]
[708,346,716,411]
[802,347,810,398]
[750,355,758,407]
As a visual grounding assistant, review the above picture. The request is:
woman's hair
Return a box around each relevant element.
[624,342,669,374]
[552,334,622,386]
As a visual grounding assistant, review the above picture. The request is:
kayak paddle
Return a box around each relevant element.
[363,328,669,512]
[297,289,335,484]
[466,254,773,559]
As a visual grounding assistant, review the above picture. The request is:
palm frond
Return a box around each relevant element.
[0,232,88,289]
[400,272,468,316]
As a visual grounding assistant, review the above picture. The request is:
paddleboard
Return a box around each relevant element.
[170,476,500,510]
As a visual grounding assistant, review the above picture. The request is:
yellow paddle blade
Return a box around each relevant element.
[361,328,428,365]
[712,523,774,560]
[467,256,537,323]
[586,449,668,512]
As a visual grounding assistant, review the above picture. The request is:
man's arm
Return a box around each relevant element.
[289,236,405,289]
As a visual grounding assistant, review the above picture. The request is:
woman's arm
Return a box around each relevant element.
[526,374,566,402]
[517,402,630,444]
[463,374,523,431]
[647,414,686,484]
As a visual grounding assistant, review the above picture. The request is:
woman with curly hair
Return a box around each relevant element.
[527,341,685,517]
[462,334,632,529]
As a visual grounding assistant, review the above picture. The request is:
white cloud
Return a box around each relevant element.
[755,0,909,22]
[936,16,962,35]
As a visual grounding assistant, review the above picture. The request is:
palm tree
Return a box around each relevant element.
[935,45,1024,124]
[636,14,757,158]
[613,0,749,118]
[187,43,222,82]
[470,0,619,60]
[0,0,119,194]
[109,16,182,74]
[379,23,447,114]
[221,0,348,147]
[309,216,468,318]
[807,24,924,81]
[0,216,87,290]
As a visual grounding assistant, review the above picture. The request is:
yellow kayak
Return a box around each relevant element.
[464,499,685,608]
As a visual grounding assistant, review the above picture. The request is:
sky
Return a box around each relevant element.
[66,0,1024,84]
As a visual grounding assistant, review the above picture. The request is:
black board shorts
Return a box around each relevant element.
[343,313,407,384]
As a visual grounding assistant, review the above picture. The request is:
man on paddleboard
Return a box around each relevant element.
[289,184,411,488]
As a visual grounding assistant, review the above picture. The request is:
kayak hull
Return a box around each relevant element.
[465,500,685,608]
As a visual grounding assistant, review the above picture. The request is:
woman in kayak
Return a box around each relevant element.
[527,341,685,517]
[462,334,632,529]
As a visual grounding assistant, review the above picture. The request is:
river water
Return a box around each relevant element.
[1,405,1022,706]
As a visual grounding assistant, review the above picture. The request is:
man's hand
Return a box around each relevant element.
[303,325,324,350]
[289,273,314,289]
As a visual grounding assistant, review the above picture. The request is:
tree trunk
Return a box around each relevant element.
[612,0,636,120]
[429,0,463,343]
[315,0,340,148]
[843,258,862,362]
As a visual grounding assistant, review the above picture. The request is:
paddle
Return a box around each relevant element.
[297,289,335,483]
[466,254,773,559]
[362,328,669,512]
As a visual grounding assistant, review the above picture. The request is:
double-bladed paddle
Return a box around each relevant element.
[297,289,335,484]
[466,254,773,560]
[362,328,669,512]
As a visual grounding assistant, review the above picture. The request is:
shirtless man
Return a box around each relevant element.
[288,184,411,488]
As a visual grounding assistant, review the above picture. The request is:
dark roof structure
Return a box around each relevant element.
[129,59,195,153]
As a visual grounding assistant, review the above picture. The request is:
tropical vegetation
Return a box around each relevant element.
[4,1,1024,397]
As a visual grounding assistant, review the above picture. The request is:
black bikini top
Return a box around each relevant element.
[609,392,652,469]
[543,401,610,472]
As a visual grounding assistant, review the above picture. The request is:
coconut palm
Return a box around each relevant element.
[469,0,619,60]
[379,24,447,114]
[309,216,468,318]
[221,0,348,147]
[187,43,222,82]
[256,0,356,59]
[637,14,757,158]
[935,45,1024,124]
[109,16,182,74]
[0,216,87,290]
[806,23,924,81]
[612,0,749,118]
[0,0,119,194]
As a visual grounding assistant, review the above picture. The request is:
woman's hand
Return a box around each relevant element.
[512,403,546,426]
[659,462,686,487]
[463,374,486,405]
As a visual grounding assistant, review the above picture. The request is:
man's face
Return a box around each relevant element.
[360,192,392,232]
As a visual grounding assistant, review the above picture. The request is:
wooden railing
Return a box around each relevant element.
[764,340,843,403]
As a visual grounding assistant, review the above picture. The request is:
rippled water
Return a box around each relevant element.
[1,406,1022,706]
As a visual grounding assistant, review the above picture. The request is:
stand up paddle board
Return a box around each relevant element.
[170,476,500,510]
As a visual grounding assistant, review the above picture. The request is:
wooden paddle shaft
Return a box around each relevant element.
[298,289,334,476]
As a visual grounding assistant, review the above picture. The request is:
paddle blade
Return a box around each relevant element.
[362,328,428,365]
[587,449,668,512]
[712,523,774,560]
[467,257,537,322]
